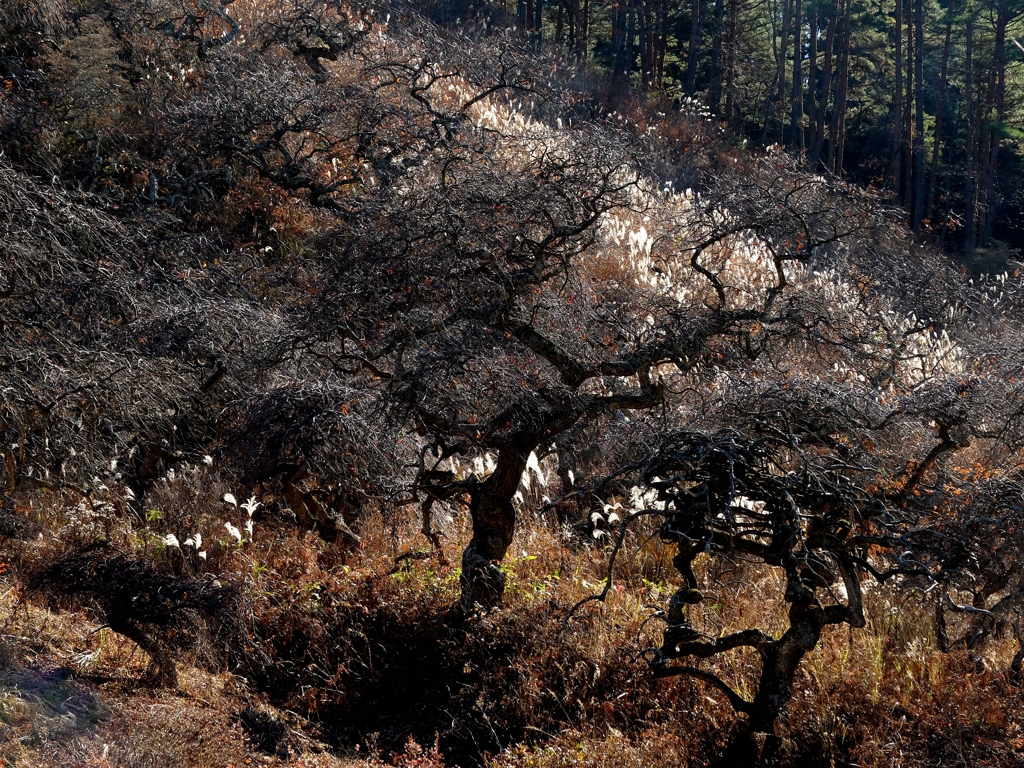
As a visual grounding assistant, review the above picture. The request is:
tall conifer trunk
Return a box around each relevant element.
[789,0,802,150]
[903,12,913,208]
[981,3,1008,246]
[925,6,953,225]
[772,0,793,141]
[810,0,838,167]
[827,0,850,173]
[965,14,976,255]
[911,0,925,233]
[806,10,817,152]
[892,0,903,196]
[724,0,738,126]
[709,0,727,110]
[685,0,706,96]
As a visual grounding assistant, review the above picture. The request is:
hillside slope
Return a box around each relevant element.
[2,2,1024,766]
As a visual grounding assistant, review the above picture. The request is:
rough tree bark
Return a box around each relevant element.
[724,0,737,126]
[911,0,925,233]
[892,0,903,197]
[981,2,1008,247]
[925,5,953,225]
[806,8,817,152]
[770,0,792,141]
[685,0,706,96]
[788,0,802,150]
[827,0,850,173]
[965,13,976,254]
[708,0,726,111]
[810,0,838,167]
[459,447,528,610]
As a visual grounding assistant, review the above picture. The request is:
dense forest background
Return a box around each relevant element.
[3,0,1024,767]
[454,0,1024,263]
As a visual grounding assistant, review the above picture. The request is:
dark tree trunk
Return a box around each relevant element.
[965,14,976,254]
[656,0,669,88]
[579,0,590,62]
[610,1,632,82]
[749,605,826,732]
[935,593,950,652]
[771,0,793,141]
[567,0,578,49]
[903,12,913,208]
[1012,619,1024,676]
[751,562,865,731]
[724,0,737,126]
[685,0,706,96]
[926,5,953,225]
[622,0,630,77]
[806,9,817,152]
[459,447,528,610]
[810,0,838,167]
[911,0,925,232]
[892,0,903,196]
[827,0,850,173]
[708,0,726,109]
[976,65,996,249]
[981,3,1008,247]
[659,535,868,733]
[108,610,178,687]
[281,466,361,547]
[639,0,654,91]
[788,0,802,150]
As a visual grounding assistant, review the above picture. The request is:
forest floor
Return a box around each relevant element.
[2,499,1024,768]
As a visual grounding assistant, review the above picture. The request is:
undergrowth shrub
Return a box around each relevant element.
[5,479,1024,767]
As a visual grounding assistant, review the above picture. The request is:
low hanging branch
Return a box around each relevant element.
[569,428,948,732]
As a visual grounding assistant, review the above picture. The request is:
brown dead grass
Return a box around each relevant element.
[3,485,1024,767]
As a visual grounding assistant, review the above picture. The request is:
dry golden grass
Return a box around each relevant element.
[3,484,1024,767]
